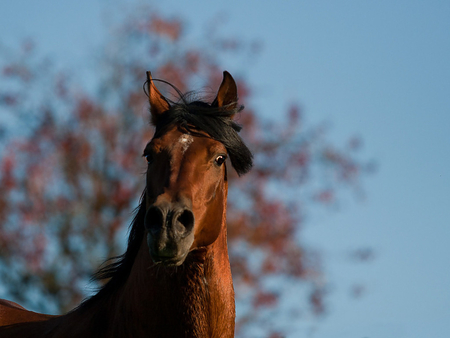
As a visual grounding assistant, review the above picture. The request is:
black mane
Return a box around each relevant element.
[83,195,146,300]
[153,95,253,176]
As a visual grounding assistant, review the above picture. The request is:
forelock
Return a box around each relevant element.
[152,97,253,176]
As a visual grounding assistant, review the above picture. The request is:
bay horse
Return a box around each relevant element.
[0,71,252,337]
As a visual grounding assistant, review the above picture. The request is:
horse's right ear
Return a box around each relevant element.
[146,71,170,125]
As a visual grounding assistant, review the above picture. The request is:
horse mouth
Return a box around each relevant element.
[150,251,189,267]
[146,229,194,267]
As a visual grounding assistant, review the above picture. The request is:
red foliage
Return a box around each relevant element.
[254,291,278,309]
[149,16,182,41]
[0,155,15,191]
[310,287,327,316]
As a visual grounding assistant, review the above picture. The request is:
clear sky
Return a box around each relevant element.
[1,0,450,337]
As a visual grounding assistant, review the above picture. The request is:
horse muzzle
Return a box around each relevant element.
[144,201,195,266]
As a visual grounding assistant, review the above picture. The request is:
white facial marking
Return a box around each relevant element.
[178,134,194,154]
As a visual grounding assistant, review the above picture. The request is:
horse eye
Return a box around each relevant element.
[215,155,227,166]
[145,154,153,164]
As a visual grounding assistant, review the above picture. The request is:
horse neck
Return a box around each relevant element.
[116,228,234,337]
[76,189,235,337]
[43,228,234,338]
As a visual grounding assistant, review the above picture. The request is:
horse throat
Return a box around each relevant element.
[116,229,235,338]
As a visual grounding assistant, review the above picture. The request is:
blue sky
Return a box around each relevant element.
[1,0,450,337]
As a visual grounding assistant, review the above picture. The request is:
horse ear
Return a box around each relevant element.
[212,71,238,112]
[146,71,170,125]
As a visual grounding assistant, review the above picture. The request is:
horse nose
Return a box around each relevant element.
[173,208,194,236]
[145,205,165,235]
[145,203,194,238]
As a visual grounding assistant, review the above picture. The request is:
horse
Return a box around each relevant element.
[0,70,253,337]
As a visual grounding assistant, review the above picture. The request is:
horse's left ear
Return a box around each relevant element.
[146,71,170,125]
[212,71,238,112]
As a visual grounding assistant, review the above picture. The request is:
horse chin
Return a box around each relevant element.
[147,233,194,267]
[150,252,189,267]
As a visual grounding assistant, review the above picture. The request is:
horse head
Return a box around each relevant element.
[143,71,252,267]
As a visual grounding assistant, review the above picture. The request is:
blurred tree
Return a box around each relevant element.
[0,6,373,337]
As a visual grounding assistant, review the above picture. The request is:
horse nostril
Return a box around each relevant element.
[175,209,194,235]
[145,206,164,234]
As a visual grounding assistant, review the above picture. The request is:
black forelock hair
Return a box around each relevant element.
[151,92,253,176]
